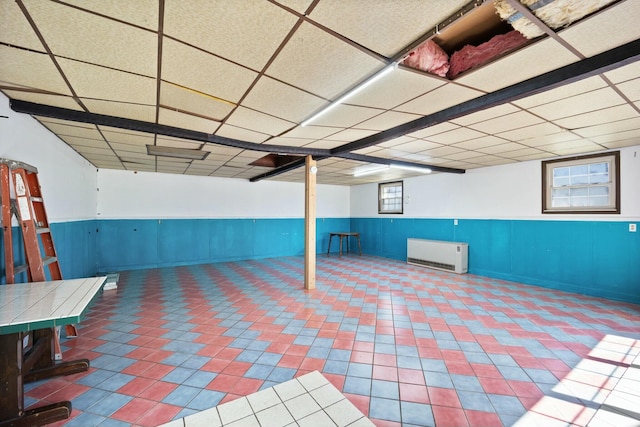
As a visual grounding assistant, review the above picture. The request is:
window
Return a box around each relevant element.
[379,181,403,214]
[542,152,620,214]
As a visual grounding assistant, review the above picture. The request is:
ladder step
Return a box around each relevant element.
[31,196,43,202]
[36,227,51,234]
[42,256,58,266]
[14,264,29,274]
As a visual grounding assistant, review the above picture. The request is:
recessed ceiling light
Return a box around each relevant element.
[146,145,209,160]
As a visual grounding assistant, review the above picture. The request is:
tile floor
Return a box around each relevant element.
[23,255,640,427]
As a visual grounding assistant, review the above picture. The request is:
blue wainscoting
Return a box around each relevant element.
[0,220,97,284]
[96,217,350,272]
[351,217,640,304]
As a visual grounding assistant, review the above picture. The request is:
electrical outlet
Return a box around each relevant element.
[454,219,458,226]
[630,223,637,232]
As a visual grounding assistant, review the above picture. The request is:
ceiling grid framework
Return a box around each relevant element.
[1,0,639,184]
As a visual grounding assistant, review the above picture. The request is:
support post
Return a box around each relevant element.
[304,155,317,290]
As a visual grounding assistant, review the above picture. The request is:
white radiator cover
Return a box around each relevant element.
[407,238,468,274]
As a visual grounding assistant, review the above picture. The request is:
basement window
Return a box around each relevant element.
[542,152,620,214]
[379,181,403,214]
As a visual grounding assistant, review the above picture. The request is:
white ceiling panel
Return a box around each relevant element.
[266,22,385,99]
[425,127,487,145]
[451,135,509,151]
[164,0,297,71]
[617,79,640,102]
[546,140,605,155]
[590,128,640,145]
[41,122,102,140]
[309,0,468,57]
[355,111,421,131]
[283,126,343,140]
[214,124,270,144]
[225,107,295,136]
[407,122,460,139]
[22,0,157,76]
[81,99,157,123]
[498,123,565,142]
[604,61,640,84]
[450,104,520,126]
[559,0,640,57]
[553,104,640,130]
[160,82,235,121]
[347,68,446,109]
[0,47,71,95]
[242,76,326,123]
[0,0,44,50]
[58,59,156,105]
[573,117,640,138]
[475,142,530,155]
[513,76,607,109]
[322,129,378,143]
[455,38,580,93]
[162,38,257,104]
[392,139,442,152]
[272,0,314,14]
[61,0,158,30]
[468,111,544,134]
[396,83,483,116]
[308,104,384,128]
[529,87,626,121]
[158,108,221,134]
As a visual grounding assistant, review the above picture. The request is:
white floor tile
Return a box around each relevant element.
[217,397,254,424]
[255,402,295,426]
[184,406,222,427]
[297,370,328,392]
[310,383,344,408]
[284,392,321,420]
[247,387,281,413]
[274,377,307,402]
[324,398,364,426]
[225,414,260,427]
[297,410,337,427]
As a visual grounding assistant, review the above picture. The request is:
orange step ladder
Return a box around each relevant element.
[1,158,76,359]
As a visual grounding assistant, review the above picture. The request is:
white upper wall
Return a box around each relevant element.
[351,145,640,220]
[0,93,97,222]
[96,169,350,219]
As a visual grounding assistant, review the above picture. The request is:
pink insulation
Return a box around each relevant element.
[402,39,450,77]
[447,30,528,78]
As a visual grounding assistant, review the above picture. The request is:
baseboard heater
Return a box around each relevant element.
[407,238,468,274]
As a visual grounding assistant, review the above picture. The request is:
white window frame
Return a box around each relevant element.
[378,181,403,214]
[542,151,620,214]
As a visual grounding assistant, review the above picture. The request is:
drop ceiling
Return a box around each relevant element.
[1,0,639,185]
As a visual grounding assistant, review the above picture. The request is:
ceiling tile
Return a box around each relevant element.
[355,111,421,131]
[242,76,325,123]
[396,83,483,115]
[271,1,314,14]
[529,87,626,121]
[301,140,343,149]
[450,135,509,151]
[283,126,342,140]
[81,99,157,123]
[407,122,460,139]
[0,46,71,94]
[513,76,607,109]
[604,61,640,84]
[309,0,468,57]
[497,122,564,142]
[450,104,520,126]
[590,128,640,145]
[573,117,640,138]
[475,142,529,155]
[0,0,45,50]
[553,104,640,130]
[158,108,221,134]
[58,58,156,104]
[419,145,466,157]
[323,129,378,142]
[392,139,442,152]
[41,122,102,140]
[347,68,446,109]
[545,140,605,156]
[225,106,295,136]
[559,0,640,57]
[61,0,158,30]
[160,81,235,121]
[468,111,543,134]
[164,0,297,70]
[214,124,270,144]
[22,0,157,76]
[617,78,640,102]
[425,127,487,145]
[267,22,385,99]
[162,38,257,104]
[308,104,384,128]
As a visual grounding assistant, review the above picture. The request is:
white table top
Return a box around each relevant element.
[0,277,106,335]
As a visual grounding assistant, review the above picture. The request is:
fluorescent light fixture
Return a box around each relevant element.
[301,62,397,127]
[390,164,432,174]
[146,145,209,160]
[353,164,390,177]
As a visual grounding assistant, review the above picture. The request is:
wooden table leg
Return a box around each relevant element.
[356,234,362,255]
[327,234,334,255]
[339,235,343,256]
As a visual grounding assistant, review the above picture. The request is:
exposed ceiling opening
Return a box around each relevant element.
[249,153,303,168]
